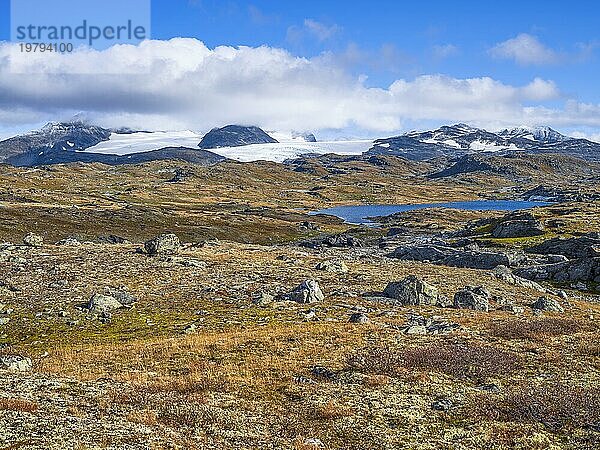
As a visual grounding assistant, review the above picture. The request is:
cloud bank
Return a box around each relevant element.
[0,38,599,135]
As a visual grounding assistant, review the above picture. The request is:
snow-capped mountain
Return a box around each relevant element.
[0,121,598,167]
[498,126,568,143]
[368,123,600,161]
[0,121,111,164]
[0,122,224,167]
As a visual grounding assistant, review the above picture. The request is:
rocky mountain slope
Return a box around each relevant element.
[368,124,600,161]
[198,125,278,149]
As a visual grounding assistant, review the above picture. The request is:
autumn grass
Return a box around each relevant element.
[488,317,593,341]
[37,323,377,395]
[347,343,522,380]
[0,398,39,413]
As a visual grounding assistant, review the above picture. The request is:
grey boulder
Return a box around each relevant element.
[23,233,43,247]
[531,296,564,313]
[454,286,490,312]
[383,275,440,306]
[86,293,124,314]
[289,280,325,304]
[144,233,181,256]
[0,355,32,372]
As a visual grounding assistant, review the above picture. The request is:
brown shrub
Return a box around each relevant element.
[347,344,520,380]
[0,398,39,413]
[156,402,217,428]
[468,383,600,431]
[127,409,158,426]
[312,400,354,420]
[489,318,587,340]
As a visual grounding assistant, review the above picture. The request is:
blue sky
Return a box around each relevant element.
[0,0,599,138]
[148,0,600,99]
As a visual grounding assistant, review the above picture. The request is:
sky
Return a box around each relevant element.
[0,0,599,140]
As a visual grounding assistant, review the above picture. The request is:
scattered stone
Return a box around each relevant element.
[401,314,460,335]
[289,280,324,304]
[390,243,521,270]
[0,355,32,372]
[0,317,10,325]
[349,312,369,324]
[454,286,490,312]
[144,233,181,256]
[86,293,123,314]
[299,221,320,231]
[183,324,198,334]
[23,233,43,247]
[56,237,82,246]
[431,398,454,411]
[315,260,349,274]
[303,438,325,449]
[496,299,525,314]
[168,167,191,183]
[300,233,362,249]
[252,292,274,307]
[301,309,318,321]
[311,366,336,381]
[383,275,441,306]
[528,233,600,259]
[294,375,316,384]
[531,296,564,313]
[96,235,129,245]
[515,258,600,284]
[104,287,137,306]
[476,383,501,394]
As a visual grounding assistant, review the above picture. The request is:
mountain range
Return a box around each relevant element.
[0,121,598,167]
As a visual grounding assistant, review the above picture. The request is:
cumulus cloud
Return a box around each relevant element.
[490,33,559,65]
[0,38,598,135]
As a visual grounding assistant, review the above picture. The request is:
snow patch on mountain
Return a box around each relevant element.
[207,140,373,163]
[84,131,202,155]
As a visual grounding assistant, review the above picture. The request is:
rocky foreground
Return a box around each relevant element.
[1,210,600,449]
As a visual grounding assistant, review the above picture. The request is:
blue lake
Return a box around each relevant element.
[311,200,552,225]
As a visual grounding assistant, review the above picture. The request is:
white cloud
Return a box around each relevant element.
[0,38,598,135]
[302,19,341,42]
[287,19,341,45]
[490,34,559,65]
[571,131,600,143]
[432,44,458,59]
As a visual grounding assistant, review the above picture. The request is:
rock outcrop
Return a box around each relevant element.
[144,234,181,256]
[491,212,545,238]
[383,276,441,306]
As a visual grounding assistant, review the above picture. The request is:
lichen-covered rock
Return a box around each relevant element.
[531,296,564,313]
[349,313,369,324]
[23,233,43,247]
[491,212,545,238]
[144,233,181,256]
[315,260,349,274]
[0,355,32,372]
[454,286,490,312]
[289,280,324,304]
[86,293,123,314]
[383,276,440,306]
